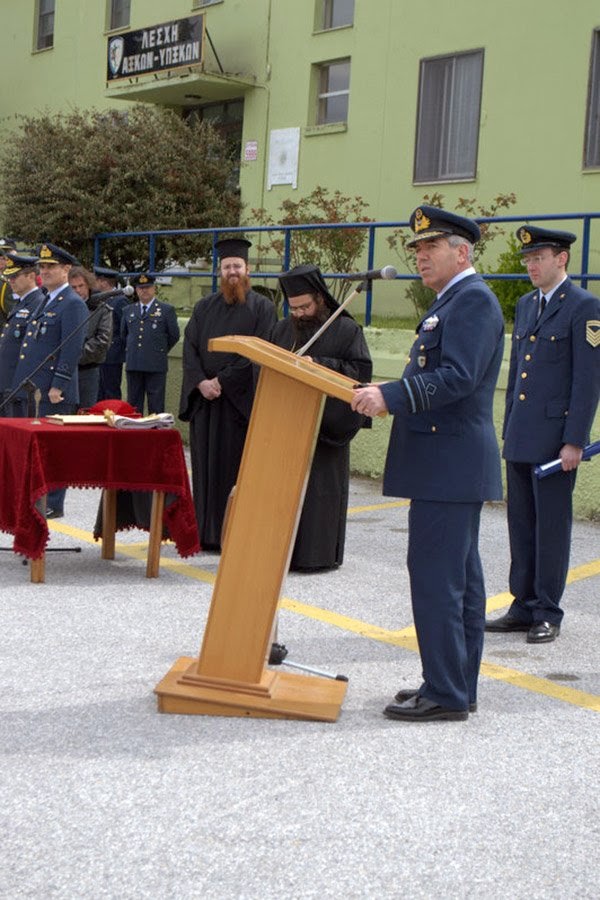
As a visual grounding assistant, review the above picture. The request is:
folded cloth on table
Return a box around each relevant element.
[104,411,175,430]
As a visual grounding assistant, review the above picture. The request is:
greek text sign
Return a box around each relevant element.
[107,15,204,81]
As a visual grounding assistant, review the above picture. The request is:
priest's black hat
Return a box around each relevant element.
[278,264,339,312]
[215,237,251,261]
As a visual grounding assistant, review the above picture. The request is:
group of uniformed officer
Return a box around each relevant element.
[0,242,180,416]
[0,240,181,515]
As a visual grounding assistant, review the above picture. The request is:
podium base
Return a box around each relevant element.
[154,656,347,722]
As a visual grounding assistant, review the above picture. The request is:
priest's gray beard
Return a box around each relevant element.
[220,274,251,304]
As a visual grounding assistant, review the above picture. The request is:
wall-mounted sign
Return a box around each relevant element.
[107,15,204,82]
[244,140,258,162]
[267,128,300,189]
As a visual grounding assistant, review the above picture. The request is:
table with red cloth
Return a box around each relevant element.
[0,419,200,576]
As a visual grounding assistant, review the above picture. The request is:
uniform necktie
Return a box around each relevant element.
[141,305,148,318]
[537,294,547,319]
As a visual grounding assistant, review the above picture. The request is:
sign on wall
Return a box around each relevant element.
[267,128,300,189]
[107,15,204,82]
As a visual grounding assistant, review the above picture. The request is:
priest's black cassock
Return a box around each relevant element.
[179,289,277,549]
[270,309,372,570]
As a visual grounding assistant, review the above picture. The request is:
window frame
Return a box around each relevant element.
[413,48,484,185]
[315,58,351,126]
[321,0,355,31]
[34,0,55,51]
[584,28,600,169]
[107,0,131,32]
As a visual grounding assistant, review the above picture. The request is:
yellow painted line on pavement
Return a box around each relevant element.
[47,519,600,711]
[348,499,409,514]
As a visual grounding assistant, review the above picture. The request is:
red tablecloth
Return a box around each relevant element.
[0,419,200,560]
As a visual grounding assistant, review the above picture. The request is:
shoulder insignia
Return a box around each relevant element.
[586,320,600,347]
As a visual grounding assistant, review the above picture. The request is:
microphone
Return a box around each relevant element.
[92,285,135,301]
[342,265,398,281]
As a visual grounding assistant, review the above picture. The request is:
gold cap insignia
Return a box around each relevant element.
[414,209,431,233]
[39,245,53,259]
[518,228,532,245]
[139,275,149,283]
[586,320,600,348]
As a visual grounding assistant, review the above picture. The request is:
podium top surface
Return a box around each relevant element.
[209,335,361,404]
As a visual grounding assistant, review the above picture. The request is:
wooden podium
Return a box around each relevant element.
[155,336,361,722]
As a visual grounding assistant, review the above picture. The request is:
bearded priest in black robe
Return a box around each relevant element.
[272,265,372,571]
[179,238,277,550]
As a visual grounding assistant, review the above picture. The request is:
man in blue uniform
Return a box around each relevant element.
[486,226,600,643]
[352,206,504,721]
[0,237,18,329]
[0,253,46,416]
[95,266,129,401]
[11,242,87,418]
[121,273,180,414]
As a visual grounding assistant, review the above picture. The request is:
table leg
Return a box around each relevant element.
[101,489,117,560]
[30,555,45,583]
[147,491,164,578]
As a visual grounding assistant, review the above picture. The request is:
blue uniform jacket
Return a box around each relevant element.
[121,299,180,373]
[0,287,46,392]
[503,278,600,463]
[11,285,88,404]
[380,273,504,502]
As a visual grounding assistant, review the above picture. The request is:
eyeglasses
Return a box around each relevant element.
[521,254,552,267]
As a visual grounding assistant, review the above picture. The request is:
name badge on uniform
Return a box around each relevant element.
[422,314,439,331]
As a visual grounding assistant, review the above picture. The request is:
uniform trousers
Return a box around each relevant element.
[407,499,485,711]
[126,370,166,415]
[98,363,123,401]
[505,461,576,626]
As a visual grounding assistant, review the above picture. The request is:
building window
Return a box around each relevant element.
[35,0,55,50]
[414,49,484,183]
[316,59,351,125]
[108,0,131,31]
[322,0,354,30]
[584,29,600,168]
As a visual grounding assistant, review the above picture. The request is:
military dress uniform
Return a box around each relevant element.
[497,227,600,634]
[9,269,87,417]
[0,256,46,416]
[121,280,180,414]
[378,206,504,717]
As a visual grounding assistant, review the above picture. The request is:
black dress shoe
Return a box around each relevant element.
[485,613,530,632]
[394,688,477,713]
[268,642,288,665]
[45,508,64,519]
[384,695,468,722]
[527,621,560,643]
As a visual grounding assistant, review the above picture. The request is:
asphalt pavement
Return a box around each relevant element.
[1,472,599,899]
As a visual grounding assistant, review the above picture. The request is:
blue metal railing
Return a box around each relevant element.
[94,212,599,325]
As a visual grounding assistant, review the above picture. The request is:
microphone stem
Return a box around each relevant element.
[295,282,364,357]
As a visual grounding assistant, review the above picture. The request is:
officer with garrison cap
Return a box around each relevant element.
[352,205,504,722]
[486,226,600,643]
